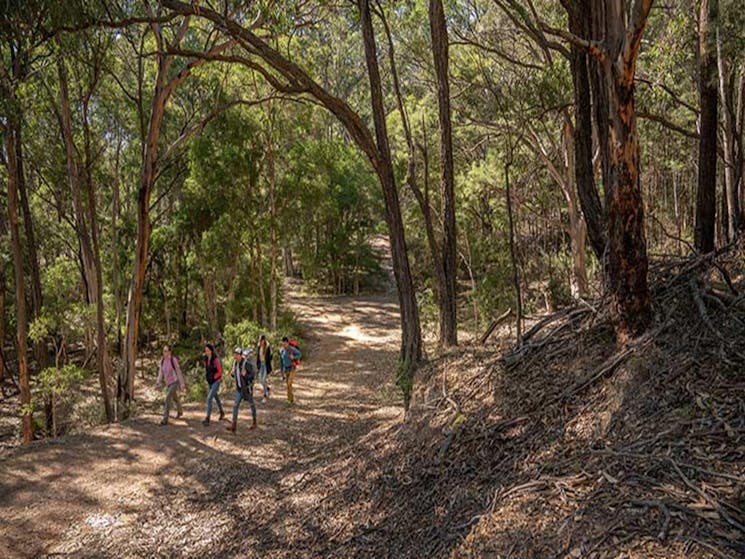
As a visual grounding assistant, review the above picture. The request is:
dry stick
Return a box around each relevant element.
[670,460,745,534]
[480,308,513,345]
[592,449,745,484]
[632,500,671,541]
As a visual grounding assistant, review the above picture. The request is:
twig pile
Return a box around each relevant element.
[277,247,745,558]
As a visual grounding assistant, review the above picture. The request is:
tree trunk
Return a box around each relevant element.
[112,134,123,352]
[119,21,227,411]
[11,122,47,375]
[695,0,719,253]
[5,130,33,443]
[717,31,740,241]
[562,118,589,297]
[267,119,279,331]
[582,0,653,342]
[359,0,422,406]
[429,0,458,347]
[56,58,114,422]
[504,145,522,344]
[0,211,6,386]
[203,270,218,338]
[256,233,267,326]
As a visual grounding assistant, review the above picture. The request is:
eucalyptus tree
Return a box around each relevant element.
[163,0,423,402]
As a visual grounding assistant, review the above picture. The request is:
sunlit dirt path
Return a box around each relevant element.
[0,289,402,558]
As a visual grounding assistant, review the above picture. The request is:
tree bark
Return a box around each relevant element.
[0,208,7,386]
[717,30,740,241]
[695,0,719,253]
[265,109,279,331]
[359,0,422,405]
[56,56,114,422]
[112,132,123,351]
[504,143,522,344]
[429,0,458,347]
[571,41,607,263]
[4,130,33,443]
[11,122,47,374]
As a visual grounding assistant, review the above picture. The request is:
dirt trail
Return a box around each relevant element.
[0,291,402,558]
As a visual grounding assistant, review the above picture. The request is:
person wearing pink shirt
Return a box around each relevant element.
[155,345,185,425]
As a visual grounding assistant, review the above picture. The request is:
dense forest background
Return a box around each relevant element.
[1,0,744,442]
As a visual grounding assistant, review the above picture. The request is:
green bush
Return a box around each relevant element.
[35,365,91,437]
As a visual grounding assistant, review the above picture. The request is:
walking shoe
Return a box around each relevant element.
[176,411,183,419]
[219,410,225,421]
[160,418,168,426]
[201,418,210,426]
[249,417,257,430]
[226,421,236,433]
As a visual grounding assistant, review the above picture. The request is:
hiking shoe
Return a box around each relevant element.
[160,419,168,426]
[201,418,210,426]
[219,410,225,421]
[176,411,183,418]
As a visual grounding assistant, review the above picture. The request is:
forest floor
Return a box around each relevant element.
[0,288,404,558]
[2,248,744,559]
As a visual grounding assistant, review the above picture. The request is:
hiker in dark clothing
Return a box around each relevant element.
[155,345,185,425]
[226,347,257,432]
[256,334,273,401]
[202,343,225,426]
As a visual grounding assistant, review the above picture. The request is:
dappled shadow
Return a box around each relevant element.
[0,289,403,559]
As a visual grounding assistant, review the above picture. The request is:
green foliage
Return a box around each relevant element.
[38,365,90,398]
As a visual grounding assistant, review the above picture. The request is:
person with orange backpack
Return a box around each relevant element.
[279,337,301,405]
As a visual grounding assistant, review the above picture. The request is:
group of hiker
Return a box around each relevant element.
[155,335,302,433]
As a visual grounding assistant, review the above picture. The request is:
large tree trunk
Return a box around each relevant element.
[604,65,651,340]
[5,130,33,443]
[429,0,458,347]
[695,0,719,253]
[359,0,422,406]
[121,94,161,410]
[569,0,653,342]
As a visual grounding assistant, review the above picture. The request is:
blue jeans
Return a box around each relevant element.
[232,386,256,423]
[206,381,223,418]
[259,362,269,396]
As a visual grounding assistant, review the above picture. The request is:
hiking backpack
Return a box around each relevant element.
[289,338,301,367]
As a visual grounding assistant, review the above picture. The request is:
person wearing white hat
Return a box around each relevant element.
[226,347,257,432]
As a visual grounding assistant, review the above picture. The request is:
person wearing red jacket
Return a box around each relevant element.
[202,343,225,426]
